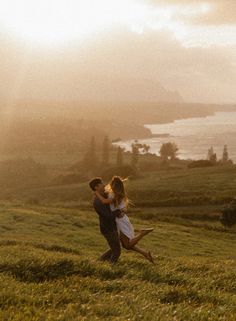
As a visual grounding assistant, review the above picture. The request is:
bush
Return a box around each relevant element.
[188,160,214,168]
[220,198,236,228]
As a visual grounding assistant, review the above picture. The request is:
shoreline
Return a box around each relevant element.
[130,109,236,141]
[114,110,236,161]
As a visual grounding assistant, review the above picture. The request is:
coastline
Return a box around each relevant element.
[114,110,236,161]
[127,106,236,141]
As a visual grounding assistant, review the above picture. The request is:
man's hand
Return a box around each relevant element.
[115,210,125,218]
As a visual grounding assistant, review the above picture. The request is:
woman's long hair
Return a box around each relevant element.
[106,176,129,207]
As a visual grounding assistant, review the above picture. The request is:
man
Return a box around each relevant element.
[89,177,122,264]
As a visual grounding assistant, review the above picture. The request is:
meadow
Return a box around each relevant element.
[4,163,236,208]
[0,164,236,320]
[0,203,235,321]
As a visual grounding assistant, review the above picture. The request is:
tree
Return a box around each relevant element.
[83,136,96,170]
[116,146,124,167]
[131,143,139,168]
[222,145,229,163]
[159,142,178,161]
[142,144,150,154]
[133,141,150,154]
[207,146,217,163]
[211,153,217,163]
[102,135,110,165]
[130,141,151,169]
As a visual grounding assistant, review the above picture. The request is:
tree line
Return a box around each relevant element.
[80,137,233,172]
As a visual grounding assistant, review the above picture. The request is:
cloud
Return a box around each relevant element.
[0,28,235,104]
[89,30,236,103]
[145,0,236,25]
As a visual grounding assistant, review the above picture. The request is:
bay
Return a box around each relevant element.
[115,112,236,161]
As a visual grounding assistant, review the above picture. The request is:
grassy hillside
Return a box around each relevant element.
[0,202,235,320]
[0,163,236,319]
[3,165,236,207]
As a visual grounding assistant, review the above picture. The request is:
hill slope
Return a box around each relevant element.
[0,202,235,320]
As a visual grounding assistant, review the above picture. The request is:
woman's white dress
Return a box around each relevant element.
[109,193,134,240]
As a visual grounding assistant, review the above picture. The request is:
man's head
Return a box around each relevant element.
[89,177,105,194]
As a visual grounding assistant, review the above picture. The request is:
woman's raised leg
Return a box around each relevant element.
[120,232,155,263]
[128,228,154,248]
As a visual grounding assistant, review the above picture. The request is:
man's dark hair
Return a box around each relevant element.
[89,177,103,191]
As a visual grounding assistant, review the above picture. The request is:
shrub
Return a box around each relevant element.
[220,198,236,228]
[188,160,214,168]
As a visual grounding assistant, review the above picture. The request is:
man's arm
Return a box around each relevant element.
[94,199,121,219]
[94,191,113,205]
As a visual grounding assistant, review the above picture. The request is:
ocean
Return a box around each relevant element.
[115,112,236,162]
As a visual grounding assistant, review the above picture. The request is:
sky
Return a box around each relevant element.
[0,0,235,104]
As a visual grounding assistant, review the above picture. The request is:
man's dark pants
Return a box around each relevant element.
[100,229,121,264]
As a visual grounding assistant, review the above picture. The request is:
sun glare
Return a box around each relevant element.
[0,0,140,46]
[0,0,234,48]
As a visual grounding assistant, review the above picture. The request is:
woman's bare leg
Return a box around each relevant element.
[120,233,155,263]
[128,229,154,248]
[132,246,154,263]
[132,245,147,257]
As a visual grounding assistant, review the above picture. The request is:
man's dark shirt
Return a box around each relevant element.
[93,197,119,234]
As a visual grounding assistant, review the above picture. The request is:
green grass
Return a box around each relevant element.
[2,164,235,207]
[0,202,235,320]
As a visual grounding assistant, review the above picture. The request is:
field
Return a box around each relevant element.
[0,198,236,319]
[0,164,236,320]
[3,163,236,207]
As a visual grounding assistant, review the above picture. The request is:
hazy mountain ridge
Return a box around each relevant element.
[0,101,235,154]
[1,100,234,123]
[87,76,185,103]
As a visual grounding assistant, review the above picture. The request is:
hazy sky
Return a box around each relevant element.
[0,0,235,104]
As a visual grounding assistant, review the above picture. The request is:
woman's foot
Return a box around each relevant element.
[140,228,154,236]
[145,251,155,264]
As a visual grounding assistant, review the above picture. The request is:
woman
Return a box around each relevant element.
[94,176,155,263]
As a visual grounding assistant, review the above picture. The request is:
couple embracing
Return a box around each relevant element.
[89,176,154,264]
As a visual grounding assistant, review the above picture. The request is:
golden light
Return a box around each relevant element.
[0,0,142,46]
[0,0,234,48]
